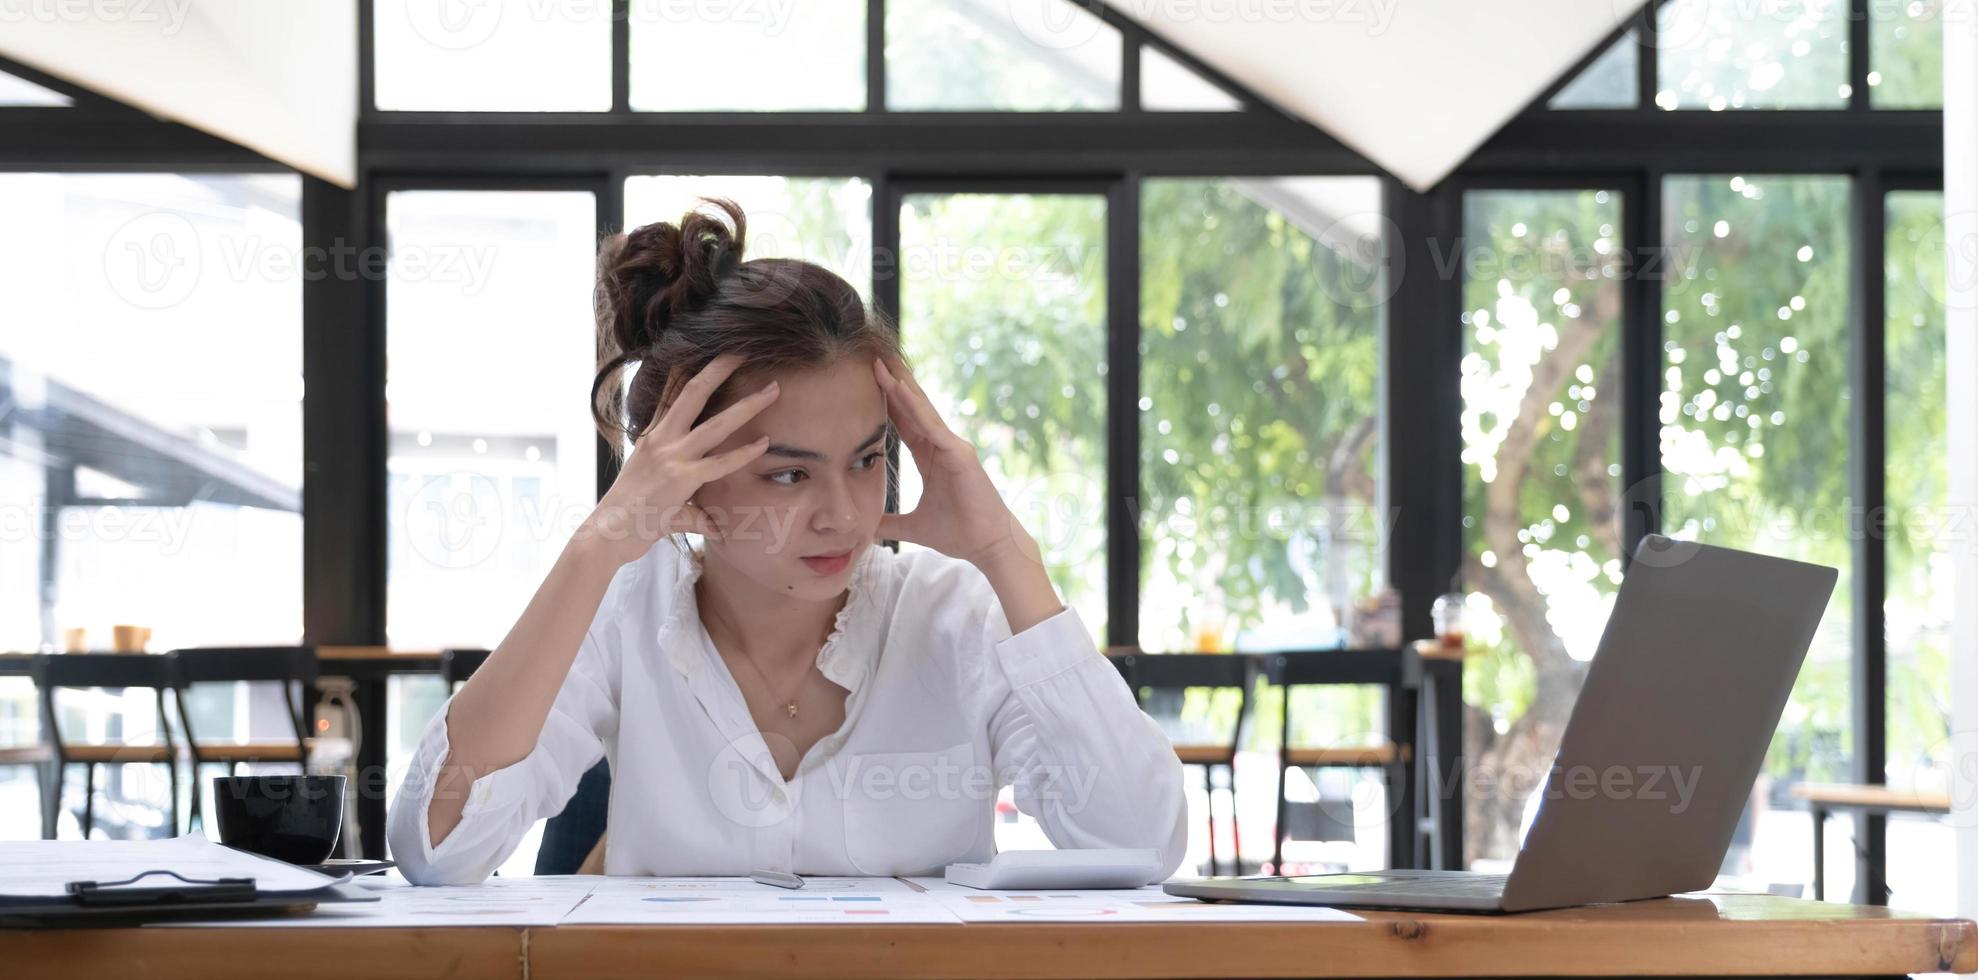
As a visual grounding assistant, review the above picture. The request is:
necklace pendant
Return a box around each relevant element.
[786,701,799,719]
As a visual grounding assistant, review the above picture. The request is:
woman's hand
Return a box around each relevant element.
[579,353,781,568]
[872,355,1036,570]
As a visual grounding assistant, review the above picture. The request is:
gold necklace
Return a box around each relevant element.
[699,581,807,720]
[732,642,806,720]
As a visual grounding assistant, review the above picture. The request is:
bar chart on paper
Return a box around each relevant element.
[904,879,1365,923]
[561,876,962,924]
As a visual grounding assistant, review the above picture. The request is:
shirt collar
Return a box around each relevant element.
[654,541,887,692]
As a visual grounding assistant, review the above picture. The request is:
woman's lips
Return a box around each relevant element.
[800,550,852,575]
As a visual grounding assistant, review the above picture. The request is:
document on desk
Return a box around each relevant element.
[151,874,602,927]
[560,876,962,925]
[902,877,1365,922]
[0,834,342,901]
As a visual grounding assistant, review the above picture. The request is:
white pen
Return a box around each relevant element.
[749,868,805,889]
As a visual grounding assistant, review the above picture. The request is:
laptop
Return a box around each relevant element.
[1164,534,1837,913]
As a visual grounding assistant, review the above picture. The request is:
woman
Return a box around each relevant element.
[387,198,1187,884]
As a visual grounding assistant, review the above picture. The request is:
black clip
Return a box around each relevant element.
[67,869,258,908]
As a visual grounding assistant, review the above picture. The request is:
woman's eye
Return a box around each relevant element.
[768,453,881,486]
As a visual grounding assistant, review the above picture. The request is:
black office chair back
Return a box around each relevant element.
[1262,648,1407,687]
[173,646,318,686]
[29,653,182,837]
[31,652,177,690]
[1116,652,1252,692]
[1112,652,1256,748]
[439,648,491,689]
[167,647,317,753]
[30,653,180,759]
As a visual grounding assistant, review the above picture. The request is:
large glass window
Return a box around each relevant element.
[1883,189,1950,912]
[1140,47,1241,111]
[0,672,34,836]
[886,0,1122,110]
[1661,173,1853,895]
[896,191,1108,644]
[1655,0,1849,109]
[1144,177,1390,874]
[0,173,305,653]
[371,0,610,111]
[1140,177,1386,655]
[0,172,302,840]
[1870,0,1943,108]
[1459,188,1627,868]
[1549,32,1640,109]
[384,190,599,650]
[630,2,865,111]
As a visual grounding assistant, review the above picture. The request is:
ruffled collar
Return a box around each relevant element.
[656,541,886,691]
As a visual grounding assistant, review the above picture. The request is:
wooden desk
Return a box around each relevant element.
[1792,783,1953,814]
[3,893,1971,979]
[1790,783,1953,903]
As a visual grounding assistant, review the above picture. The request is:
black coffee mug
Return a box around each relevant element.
[212,774,345,865]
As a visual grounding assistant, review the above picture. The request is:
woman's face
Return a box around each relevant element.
[689,356,891,601]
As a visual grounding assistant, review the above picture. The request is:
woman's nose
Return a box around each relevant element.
[812,476,857,532]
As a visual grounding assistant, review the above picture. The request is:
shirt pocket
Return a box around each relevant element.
[840,740,983,876]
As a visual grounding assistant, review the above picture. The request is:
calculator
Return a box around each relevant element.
[943,849,1164,890]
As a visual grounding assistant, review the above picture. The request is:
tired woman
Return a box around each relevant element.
[386,198,1187,883]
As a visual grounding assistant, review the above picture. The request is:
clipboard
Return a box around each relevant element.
[0,868,378,928]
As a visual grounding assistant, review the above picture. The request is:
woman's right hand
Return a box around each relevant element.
[579,353,780,568]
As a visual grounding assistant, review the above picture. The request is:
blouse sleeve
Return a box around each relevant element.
[959,571,1190,883]
[385,564,637,885]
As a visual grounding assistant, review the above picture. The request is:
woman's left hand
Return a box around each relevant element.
[872,355,1034,570]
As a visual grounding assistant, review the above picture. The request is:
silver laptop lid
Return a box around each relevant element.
[1500,535,1837,911]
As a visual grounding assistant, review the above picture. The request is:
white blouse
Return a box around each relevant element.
[386,540,1189,885]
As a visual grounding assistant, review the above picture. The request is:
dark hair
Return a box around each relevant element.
[591,197,904,461]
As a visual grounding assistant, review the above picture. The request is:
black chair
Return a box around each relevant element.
[30,653,182,838]
[167,646,317,833]
[0,700,57,838]
[1262,650,1413,875]
[439,648,491,691]
[442,647,610,875]
[534,760,611,875]
[1111,651,1256,876]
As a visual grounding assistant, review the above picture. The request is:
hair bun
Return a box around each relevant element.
[597,197,748,352]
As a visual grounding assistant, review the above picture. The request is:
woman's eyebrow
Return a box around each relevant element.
[763,421,891,462]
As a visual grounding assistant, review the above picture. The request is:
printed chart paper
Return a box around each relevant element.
[903,877,1366,922]
[150,873,599,927]
[562,875,961,925]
